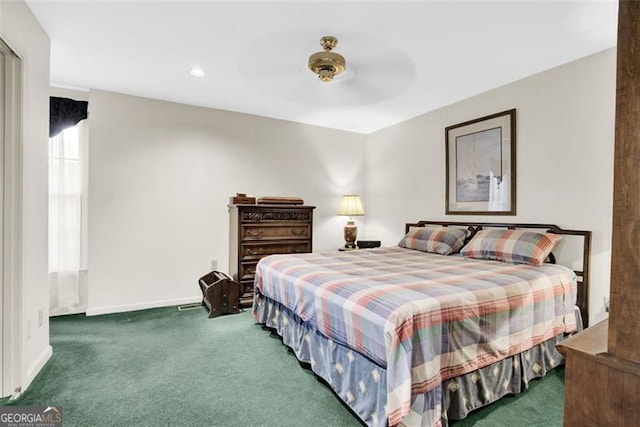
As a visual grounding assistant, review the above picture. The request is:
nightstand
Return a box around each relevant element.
[338,240,381,251]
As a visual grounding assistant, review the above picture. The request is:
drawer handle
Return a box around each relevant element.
[246,248,265,256]
[246,230,264,239]
[290,229,307,236]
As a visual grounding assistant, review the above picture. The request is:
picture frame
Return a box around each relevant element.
[445,109,516,215]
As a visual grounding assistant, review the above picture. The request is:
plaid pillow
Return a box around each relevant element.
[460,229,562,266]
[398,227,467,255]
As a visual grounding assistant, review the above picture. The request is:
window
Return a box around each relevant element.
[49,120,88,273]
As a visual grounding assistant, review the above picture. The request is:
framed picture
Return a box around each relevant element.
[445,109,516,215]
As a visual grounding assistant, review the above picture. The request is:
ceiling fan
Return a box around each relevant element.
[237,31,416,106]
[308,36,346,83]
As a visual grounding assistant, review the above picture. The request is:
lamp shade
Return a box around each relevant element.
[337,195,365,216]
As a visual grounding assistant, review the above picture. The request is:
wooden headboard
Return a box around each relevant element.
[405,220,592,327]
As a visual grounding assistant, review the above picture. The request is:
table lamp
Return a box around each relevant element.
[337,195,365,249]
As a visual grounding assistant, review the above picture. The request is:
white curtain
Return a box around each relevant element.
[49,121,85,312]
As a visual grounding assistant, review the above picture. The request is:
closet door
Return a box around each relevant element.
[0,38,23,398]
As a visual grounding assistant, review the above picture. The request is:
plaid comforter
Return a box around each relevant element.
[253,247,577,425]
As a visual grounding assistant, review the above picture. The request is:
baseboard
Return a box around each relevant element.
[86,296,202,316]
[24,345,53,392]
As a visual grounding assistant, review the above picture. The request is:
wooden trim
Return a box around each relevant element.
[405,220,591,327]
[609,0,640,362]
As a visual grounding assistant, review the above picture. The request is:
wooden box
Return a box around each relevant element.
[230,193,256,205]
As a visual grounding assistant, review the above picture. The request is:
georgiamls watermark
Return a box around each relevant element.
[0,406,62,427]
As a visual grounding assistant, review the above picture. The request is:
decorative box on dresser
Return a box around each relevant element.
[229,204,315,308]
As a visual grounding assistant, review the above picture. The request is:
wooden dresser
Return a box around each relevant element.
[228,204,315,307]
[557,320,640,426]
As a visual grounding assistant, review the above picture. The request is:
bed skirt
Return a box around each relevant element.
[253,292,567,427]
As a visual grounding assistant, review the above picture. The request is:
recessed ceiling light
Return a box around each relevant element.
[190,68,205,77]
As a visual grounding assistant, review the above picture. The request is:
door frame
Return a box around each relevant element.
[0,38,24,398]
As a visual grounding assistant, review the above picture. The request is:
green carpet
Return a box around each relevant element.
[3,306,565,426]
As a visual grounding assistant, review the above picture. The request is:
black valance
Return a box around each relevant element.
[50,97,88,138]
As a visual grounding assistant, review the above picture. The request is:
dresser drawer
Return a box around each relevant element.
[241,241,311,260]
[239,280,254,307]
[239,261,258,281]
[241,224,310,241]
[241,208,312,223]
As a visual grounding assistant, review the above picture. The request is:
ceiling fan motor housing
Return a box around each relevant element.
[308,36,346,82]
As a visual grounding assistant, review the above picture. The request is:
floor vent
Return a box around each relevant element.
[177,303,203,312]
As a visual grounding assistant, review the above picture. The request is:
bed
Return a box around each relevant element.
[251,221,591,426]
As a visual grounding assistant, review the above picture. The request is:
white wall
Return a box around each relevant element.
[86,50,615,323]
[0,0,51,392]
[365,48,616,325]
[87,90,366,315]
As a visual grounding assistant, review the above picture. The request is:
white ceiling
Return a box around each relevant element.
[26,1,618,134]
